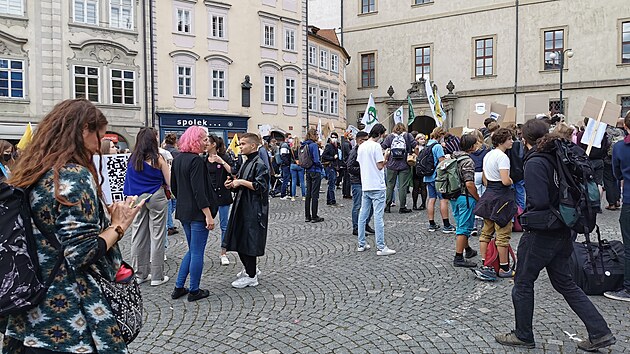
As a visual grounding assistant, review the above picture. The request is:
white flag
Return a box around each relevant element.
[361,93,379,133]
[424,79,443,127]
[317,119,322,141]
[393,106,404,124]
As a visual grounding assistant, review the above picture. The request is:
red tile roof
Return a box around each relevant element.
[317,29,340,46]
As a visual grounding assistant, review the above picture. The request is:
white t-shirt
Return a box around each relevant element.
[357,139,386,191]
[483,148,510,182]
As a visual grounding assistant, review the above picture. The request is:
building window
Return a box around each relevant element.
[111,69,134,105]
[264,75,275,103]
[549,99,566,115]
[361,0,375,14]
[285,78,295,105]
[0,0,23,15]
[623,21,630,64]
[330,91,338,115]
[264,25,275,47]
[414,0,432,4]
[0,59,24,98]
[110,0,133,29]
[319,88,329,113]
[285,28,296,51]
[414,46,430,80]
[74,65,99,102]
[74,0,98,25]
[475,38,493,76]
[320,50,328,69]
[621,96,630,118]
[177,65,192,96]
[308,86,317,111]
[211,15,225,39]
[361,53,375,88]
[176,8,191,33]
[544,29,564,70]
[331,53,339,73]
[308,45,317,65]
[211,69,225,98]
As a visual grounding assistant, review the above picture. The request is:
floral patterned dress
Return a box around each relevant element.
[3,164,128,353]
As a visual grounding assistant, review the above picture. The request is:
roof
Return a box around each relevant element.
[317,29,340,46]
[308,26,350,61]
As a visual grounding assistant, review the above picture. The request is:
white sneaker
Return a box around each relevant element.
[280,196,290,200]
[231,275,259,288]
[150,275,169,286]
[302,197,306,201]
[357,244,372,252]
[220,255,230,265]
[164,254,167,261]
[236,267,261,278]
[376,247,396,256]
[137,274,151,284]
[291,197,296,201]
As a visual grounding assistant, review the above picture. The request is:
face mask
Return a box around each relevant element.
[288,138,293,144]
[2,153,10,162]
[331,138,338,143]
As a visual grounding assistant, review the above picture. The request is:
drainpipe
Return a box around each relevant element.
[340,0,344,47]
[149,0,157,127]
[513,0,519,107]
[141,0,149,127]
[306,1,309,129]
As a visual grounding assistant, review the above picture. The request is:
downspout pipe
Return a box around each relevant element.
[149,0,157,127]
[340,0,344,47]
[513,0,519,107]
[141,0,149,127]
[306,1,309,128]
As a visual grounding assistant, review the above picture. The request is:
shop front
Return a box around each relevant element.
[157,112,249,143]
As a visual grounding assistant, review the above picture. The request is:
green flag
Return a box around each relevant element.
[407,96,416,125]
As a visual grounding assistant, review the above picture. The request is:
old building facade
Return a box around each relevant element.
[341,0,630,133]
[0,0,151,149]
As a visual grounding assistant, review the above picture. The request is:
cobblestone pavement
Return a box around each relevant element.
[3,191,629,353]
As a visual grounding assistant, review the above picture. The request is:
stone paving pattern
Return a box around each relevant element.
[3,190,629,353]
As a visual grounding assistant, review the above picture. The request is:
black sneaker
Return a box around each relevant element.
[577,333,616,352]
[465,249,478,259]
[365,225,375,234]
[384,206,391,213]
[399,207,412,214]
[471,227,478,237]
[171,287,189,300]
[495,331,535,349]
[311,217,324,223]
[352,229,358,236]
[603,289,630,302]
[453,257,476,268]
[187,288,210,302]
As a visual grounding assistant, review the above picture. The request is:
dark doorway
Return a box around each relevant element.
[409,116,436,136]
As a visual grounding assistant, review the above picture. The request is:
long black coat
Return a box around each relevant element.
[222,153,270,256]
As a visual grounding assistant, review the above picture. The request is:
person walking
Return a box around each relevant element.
[381,123,417,214]
[290,137,307,201]
[303,128,324,223]
[356,123,396,256]
[164,133,180,236]
[170,126,217,302]
[224,133,270,288]
[496,119,616,351]
[123,127,171,286]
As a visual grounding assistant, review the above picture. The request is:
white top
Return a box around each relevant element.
[483,148,510,182]
[357,139,386,191]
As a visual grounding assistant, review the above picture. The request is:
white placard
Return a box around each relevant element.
[580,118,607,149]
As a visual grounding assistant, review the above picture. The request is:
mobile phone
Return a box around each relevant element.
[132,193,152,207]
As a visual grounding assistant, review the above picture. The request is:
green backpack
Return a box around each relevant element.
[435,155,469,200]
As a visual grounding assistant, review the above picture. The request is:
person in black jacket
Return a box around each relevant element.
[347,131,374,236]
[340,134,353,199]
[322,132,342,206]
[495,119,616,352]
[171,126,217,302]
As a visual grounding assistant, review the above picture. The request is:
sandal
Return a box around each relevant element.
[605,205,618,211]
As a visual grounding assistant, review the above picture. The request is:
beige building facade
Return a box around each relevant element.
[306,26,349,133]
[153,0,307,141]
[342,0,630,134]
[0,0,150,149]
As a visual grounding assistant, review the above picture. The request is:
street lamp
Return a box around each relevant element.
[549,49,574,114]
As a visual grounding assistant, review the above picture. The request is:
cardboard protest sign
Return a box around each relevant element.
[259,124,272,137]
[580,118,607,149]
[503,107,517,124]
[490,103,508,122]
[448,126,464,138]
[524,94,549,121]
[581,97,622,126]
[468,100,492,128]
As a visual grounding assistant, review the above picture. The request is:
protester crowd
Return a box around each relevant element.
[1,98,629,353]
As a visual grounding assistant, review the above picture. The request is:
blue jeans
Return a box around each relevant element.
[166,198,176,229]
[358,189,386,250]
[280,165,291,197]
[326,166,337,204]
[176,221,209,292]
[621,204,630,291]
[290,164,306,197]
[514,180,526,210]
[218,205,230,243]
[512,231,612,343]
[450,195,477,237]
[352,183,373,230]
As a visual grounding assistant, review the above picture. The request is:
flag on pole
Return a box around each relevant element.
[393,106,404,124]
[424,79,443,127]
[228,133,240,155]
[407,96,416,126]
[16,122,33,150]
[317,119,322,141]
[434,86,447,125]
[361,93,379,133]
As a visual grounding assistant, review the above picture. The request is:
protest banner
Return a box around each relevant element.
[490,102,508,122]
[581,97,622,126]
[524,94,549,121]
[580,118,607,150]
[468,100,492,128]
[448,126,464,138]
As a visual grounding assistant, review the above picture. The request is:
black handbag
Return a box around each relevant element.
[90,262,143,344]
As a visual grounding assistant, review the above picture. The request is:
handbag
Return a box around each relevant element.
[407,153,417,167]
[89,262,143,344]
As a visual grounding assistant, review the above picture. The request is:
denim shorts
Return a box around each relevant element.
[426,181,443,200]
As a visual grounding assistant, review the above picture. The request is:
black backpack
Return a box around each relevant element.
[536,140,600,235]
[297,143,314,169]
[416,142,438,177]
[0,182,63,316]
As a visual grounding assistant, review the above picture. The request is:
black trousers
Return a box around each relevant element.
[238,253,257,278]
[512,231,611,343]
[603,161,621,205]
[305,171,321,219]
[341,168,351,197]
[412,174,427,208]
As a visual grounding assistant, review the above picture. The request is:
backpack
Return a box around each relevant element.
[605,126,625,163]
[435,155,470,200]
[390,133,407,160]
[0,182,63,316]
[297,143,314,169]
[484,239,517,275]
[415,142,438,176]
[536,139,600,235]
